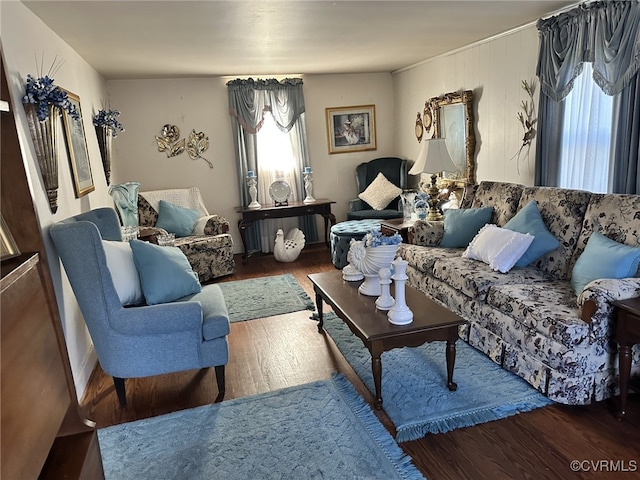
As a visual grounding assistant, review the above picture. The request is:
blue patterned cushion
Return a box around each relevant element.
[156,200,199,237]
[440,207,493,248]
[130,240,201,305]
[504,201,560,267]
[571,232,640,295]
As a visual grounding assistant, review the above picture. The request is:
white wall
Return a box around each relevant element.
[393,26,540,186]
[108,72,395,246]
[1,1,112,398]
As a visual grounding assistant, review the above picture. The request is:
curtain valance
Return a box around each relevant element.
[227,78,305,133]
[537,1,640,101]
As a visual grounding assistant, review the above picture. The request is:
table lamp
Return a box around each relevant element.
[408,138,456,220]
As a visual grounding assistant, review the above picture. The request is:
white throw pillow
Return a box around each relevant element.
[102,240,144,306]
[462,224,534,273]
[358,172,402,210]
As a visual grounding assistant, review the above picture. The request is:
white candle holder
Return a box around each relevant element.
[388,257,413,325]
[246,173,261,209]
[303,169,315,203]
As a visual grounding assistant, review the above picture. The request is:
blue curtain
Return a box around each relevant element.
[534,1,640,192]
[227,78,318,253]
[611,71,640,193]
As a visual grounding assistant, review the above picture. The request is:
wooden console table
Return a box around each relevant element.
[236,198,336,263]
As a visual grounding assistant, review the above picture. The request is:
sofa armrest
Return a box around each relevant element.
[111,301,203,335]
[577,277,640,337]
[410,220,444,247]
[193,215,230,235]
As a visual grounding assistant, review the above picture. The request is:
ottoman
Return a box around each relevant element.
[330,219,383,268]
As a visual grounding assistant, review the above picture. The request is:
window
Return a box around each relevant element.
[558,63,614,193]
[256,113,296,177]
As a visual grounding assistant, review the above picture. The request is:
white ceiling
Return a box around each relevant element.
[22,0,577,79]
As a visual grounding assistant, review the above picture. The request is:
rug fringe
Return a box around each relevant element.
[331,373,425,480]
[395,395,554,443]
[283,274,316,311]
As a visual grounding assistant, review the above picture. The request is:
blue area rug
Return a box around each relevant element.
[321,312,553,443]
[98,375,424,480]
[218,273,314,322]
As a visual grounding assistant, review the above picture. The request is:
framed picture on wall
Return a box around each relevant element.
[325,104,377,154]
[61,89,95,197]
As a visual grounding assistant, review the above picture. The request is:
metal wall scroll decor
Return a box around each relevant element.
[155,124,185,157]
[156,125,212,168]
[187,130,212,168]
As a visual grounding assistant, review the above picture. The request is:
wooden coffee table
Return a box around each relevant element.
[309,271,465,410]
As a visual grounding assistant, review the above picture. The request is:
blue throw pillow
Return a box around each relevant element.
[504,201,560,267]
[571,232,640,295]
[129,240,201,305]
[440,207,494,248]
[155,200,199,237]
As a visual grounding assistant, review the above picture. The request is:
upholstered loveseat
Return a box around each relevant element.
[137,187,235,282]
[399,181,640,405]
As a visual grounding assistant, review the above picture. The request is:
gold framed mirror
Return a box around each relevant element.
[429,90,476,185]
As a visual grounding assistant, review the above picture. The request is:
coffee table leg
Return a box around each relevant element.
[372,343,383,410]
[315,290,324,333]
[446,339,458,391]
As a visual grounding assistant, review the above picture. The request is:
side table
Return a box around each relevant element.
[380,218,415,243]
[613,296,640,419]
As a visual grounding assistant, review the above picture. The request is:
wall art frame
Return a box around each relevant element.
[61,89,95,197]
[325,104,376,154]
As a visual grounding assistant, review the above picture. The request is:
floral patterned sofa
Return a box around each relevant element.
[399,181,640,405]
[137,187,235,282]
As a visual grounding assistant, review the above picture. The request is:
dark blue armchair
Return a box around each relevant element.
[49,208,229,407]
[347,157,408,220]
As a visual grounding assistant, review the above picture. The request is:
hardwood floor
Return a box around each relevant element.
[81,243,640,479]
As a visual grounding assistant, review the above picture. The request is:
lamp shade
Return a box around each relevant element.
[409,138,457,175]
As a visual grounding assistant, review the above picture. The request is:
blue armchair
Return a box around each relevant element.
[347,157,408,220]
[49,208,229,407]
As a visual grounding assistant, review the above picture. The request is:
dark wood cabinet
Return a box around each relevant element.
[1,52,104,479]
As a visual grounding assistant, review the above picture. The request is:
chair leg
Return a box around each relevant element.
[113,377,127,407]
[214,365,225,402]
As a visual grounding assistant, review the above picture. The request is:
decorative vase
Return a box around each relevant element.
[95,125,113,185]
[400,190,417,220]
[388,257,413,325]
[109,181,141,230]
[414,198,429,220]
[347,241,400,296]
[24,103,59,213]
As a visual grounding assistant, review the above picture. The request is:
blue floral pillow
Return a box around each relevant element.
[156,200,199,237]
[571,232,640,295]
[504,201,560,267]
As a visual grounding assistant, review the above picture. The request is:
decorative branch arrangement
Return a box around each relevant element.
[510,79,537,173]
